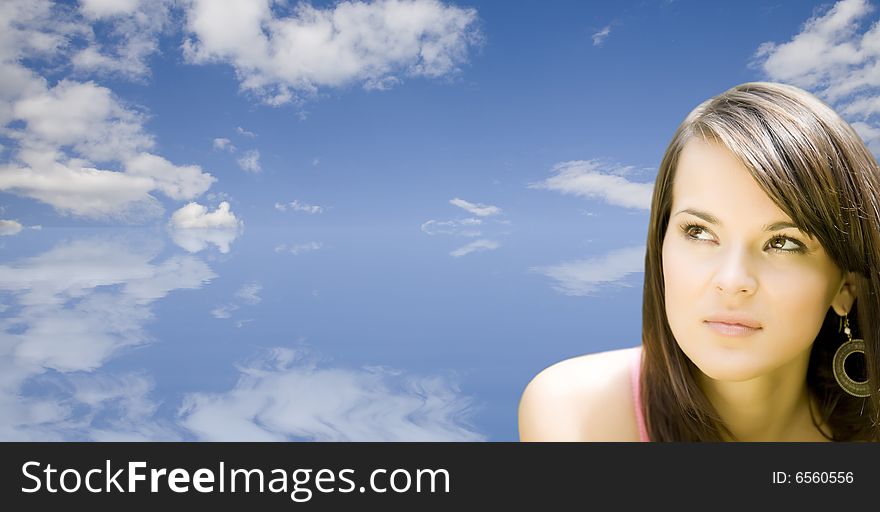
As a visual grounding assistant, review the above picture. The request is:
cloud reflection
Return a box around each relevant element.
[450,239,500,257]
[530,245,645,296]
[179,347,485,442]
[170,227,241,253]
[1,233,485,441]
[0,233,215,439]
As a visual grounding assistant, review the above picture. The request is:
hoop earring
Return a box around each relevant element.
[833,314,871,398]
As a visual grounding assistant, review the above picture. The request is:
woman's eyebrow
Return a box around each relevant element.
[674,208,801,232]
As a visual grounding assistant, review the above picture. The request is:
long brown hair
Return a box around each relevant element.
[641,82,880,441]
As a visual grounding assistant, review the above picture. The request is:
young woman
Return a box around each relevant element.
[519,82,880,442]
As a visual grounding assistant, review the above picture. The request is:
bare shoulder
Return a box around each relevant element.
[518,346,641,442]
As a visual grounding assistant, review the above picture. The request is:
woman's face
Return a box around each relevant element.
[661,137,852,382]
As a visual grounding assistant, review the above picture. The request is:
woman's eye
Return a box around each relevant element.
[683,224,713,241]
[767,236,802,252]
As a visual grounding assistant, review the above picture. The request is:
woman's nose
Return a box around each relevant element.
[712,246,758,296]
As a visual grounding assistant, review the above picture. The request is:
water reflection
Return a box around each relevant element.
[0,235,216,371]
[450,239,501,258]
[0,229,486,441]
[170,227,241,254]
[530,245,645,296]
[0,233,216,439]
[179,347,485,442]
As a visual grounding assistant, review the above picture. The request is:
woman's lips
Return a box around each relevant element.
[704,321,762,336]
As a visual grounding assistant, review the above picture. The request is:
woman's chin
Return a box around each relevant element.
[683,348,766,382]
[695,365,764,383]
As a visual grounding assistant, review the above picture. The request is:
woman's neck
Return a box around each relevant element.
[697,349,830,441]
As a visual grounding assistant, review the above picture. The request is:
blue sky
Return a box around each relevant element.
[2,0,880,441]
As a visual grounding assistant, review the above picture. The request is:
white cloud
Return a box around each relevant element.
[0,63,46,130]
[275,241,323,255]
[449,239,500,257]
[753,0,869,96]
[1,78,216,220]
[0,157,163,222]
[0,219,23,236]
[73,0,173,79]
[170,201,242,229]
[168,202,242,253]
[12,79,153,161]
[528,160,654,209]
[124,152,215,201]
[178,347,485,441]
[236,126,256,138]
[236,283,262,305]
[530,245,645,296]
[211,304,239,319]
[851,119,880,152]
[0,5,217,221]
[275,199,324,213]
[364,75,402,91]
[449,197,501,217]
[751,0,880,149]
[212,137,235,152]
[237,149,261,173]
[181,0,482,105]
[0,1,86,66]
[0,0,168,81]
[79,0,142,19]
[592,25,611,46]
[420,218,482,237]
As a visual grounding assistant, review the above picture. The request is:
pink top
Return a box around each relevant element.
[630,346,650,442]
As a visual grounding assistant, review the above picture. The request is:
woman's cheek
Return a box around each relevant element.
[762,268,829,322]
[662,244,698,330]
[663,241,701,294]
